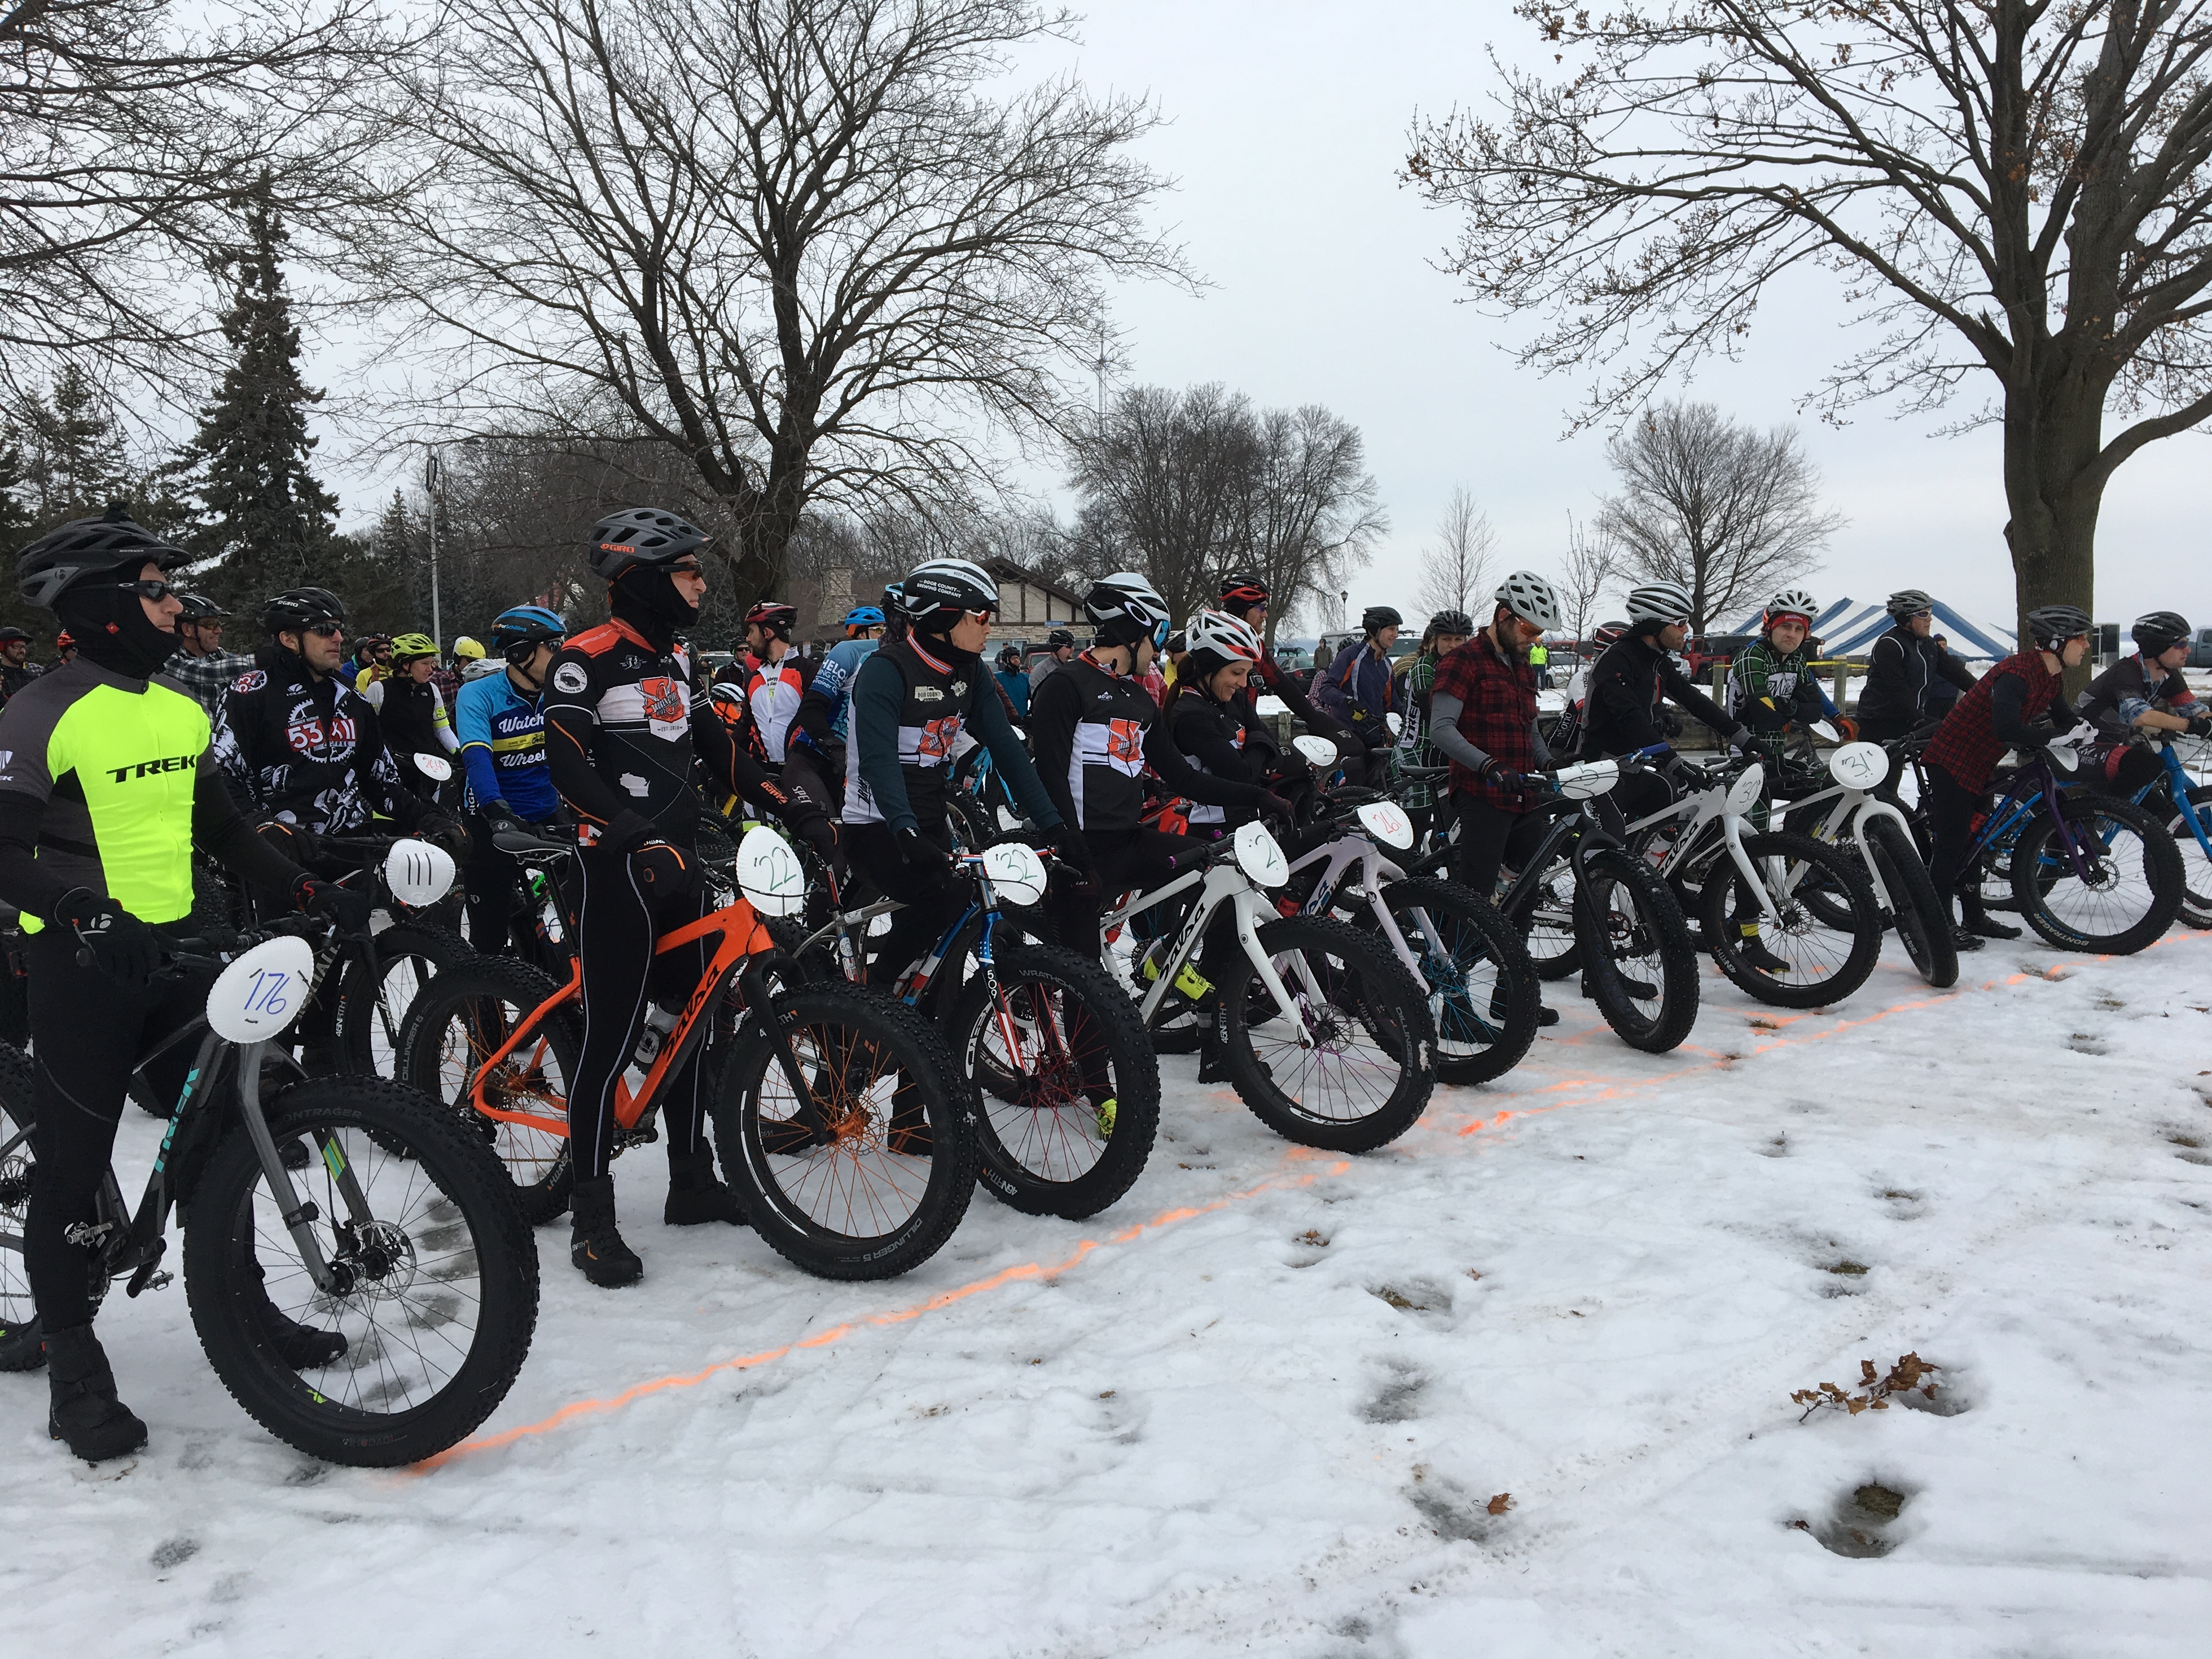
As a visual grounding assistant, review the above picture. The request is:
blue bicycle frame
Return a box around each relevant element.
[2129,739,2212,861]
[1966,755,2100,882]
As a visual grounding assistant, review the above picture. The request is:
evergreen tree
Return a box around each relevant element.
[176,177,340,610]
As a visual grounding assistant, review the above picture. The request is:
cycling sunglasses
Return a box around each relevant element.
[115,578,183,603]
[667,560,706,577]
[302,621,344,639]
[1152,618,1171,651]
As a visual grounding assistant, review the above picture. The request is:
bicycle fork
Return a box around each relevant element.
[233,1041,373,1296]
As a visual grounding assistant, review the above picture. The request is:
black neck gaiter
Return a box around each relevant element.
[55,583,178,681]
[611,569,696,652]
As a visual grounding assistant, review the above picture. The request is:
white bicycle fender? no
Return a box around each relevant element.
[206,935,318,1044]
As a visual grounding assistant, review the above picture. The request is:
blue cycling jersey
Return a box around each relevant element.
[454,670,558,820]
[810,637,879,739]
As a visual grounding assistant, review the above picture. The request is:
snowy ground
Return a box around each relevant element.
[9,930,2212,1658]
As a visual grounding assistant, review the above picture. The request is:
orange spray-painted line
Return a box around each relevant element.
[418,931,2210,1470]
[411,1153,1353,1472]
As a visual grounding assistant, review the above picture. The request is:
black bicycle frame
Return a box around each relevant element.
[1492,795,1624,930]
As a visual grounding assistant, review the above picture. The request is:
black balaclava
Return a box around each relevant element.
[611,565,697,650]
[55,568,177,681]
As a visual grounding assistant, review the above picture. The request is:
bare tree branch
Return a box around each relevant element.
[1414,485,1497,619]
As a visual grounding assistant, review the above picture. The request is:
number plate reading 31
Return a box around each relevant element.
[205,935,318,1044]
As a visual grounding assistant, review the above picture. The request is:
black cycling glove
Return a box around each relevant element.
[295,875,374,933]
[55,889,161,989]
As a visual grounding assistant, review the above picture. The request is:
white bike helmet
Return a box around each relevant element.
[1494,570,1562,631]
[1184,608,1263,663]
[902,557,998,628]
[1764,586,1817,625]
[1084,571,1172,647]
[1624,580,1694,628]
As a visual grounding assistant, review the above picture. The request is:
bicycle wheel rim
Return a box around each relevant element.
[746,1011,939,1239]
[1581,871,1673,1029]
[218,1121,493,1421]
[1389,899,1509,1064]
[1710,850,1867,991]
[966,975,1117,1185]
[1243,941,1419,1126]
[1523,866,1580,974]
[434,996,571,1193]
[0,1081,33,1343]
[2027,807,2166,943]
[2163,793,2212,924]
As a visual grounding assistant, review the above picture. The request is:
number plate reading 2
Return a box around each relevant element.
[205,935,318,1043]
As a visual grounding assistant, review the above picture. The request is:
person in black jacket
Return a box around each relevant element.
[1166,610,1278,833]
[1854,590,1977,741]
[1582,580,1750,817]
[1215,571,1364,775]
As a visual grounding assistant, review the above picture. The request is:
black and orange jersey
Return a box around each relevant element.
[1030,652,1267,837]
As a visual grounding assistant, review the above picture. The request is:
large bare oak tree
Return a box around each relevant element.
[1407,2,2212,644]
[353,0,1186,606]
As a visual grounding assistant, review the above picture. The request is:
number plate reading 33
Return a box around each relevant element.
[206,935,318,1043]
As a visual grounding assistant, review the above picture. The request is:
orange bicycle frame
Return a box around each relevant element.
[465,895,774,1138]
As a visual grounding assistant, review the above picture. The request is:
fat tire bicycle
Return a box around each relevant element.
[0,916,538,1466]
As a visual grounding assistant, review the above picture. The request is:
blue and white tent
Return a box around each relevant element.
[1728,597,2015,659]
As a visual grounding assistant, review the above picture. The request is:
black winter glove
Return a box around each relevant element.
[417,810,470,857]
[630,839,698,898]
[1256,792,1297,823]
[479,802,523,842]
[896,827,952,872]
[601,808,657,856]
[1049,822,1094,872]
[55,889,161,989]
[295,876,374,934]
[256,818,317,864]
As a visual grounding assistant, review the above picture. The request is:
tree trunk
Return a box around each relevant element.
[2001,374,2104,697]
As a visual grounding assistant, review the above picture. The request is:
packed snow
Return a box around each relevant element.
[8,929,2212,1657]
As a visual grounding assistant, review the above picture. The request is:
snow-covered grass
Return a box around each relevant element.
[9,933,2212,1657]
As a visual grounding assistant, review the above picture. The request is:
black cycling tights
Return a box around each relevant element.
[568,847,715,1184]
[22,929,204,1330]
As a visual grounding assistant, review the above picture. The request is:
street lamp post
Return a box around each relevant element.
[424,450,444,650]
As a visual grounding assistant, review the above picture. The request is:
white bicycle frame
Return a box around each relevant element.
[1102,858,1309,1039]
[1624,760,1789,923]
[1777,781,1916,919]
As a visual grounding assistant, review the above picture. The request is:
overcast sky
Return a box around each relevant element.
[318,2,2205,637]
[1003,1,2207,636]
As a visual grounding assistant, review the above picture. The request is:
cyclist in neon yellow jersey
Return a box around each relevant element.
[0,507,370,1464]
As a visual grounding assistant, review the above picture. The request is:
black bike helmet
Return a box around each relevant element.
[1360,605,1403,635]
[590,506,709,581]
[1219,571,1271,609]
[1045,627,1075,650]
[176,592,230,622]
[261,586,347,636]
[2131,610,2191,656]
[16,504,185,610]
[0,626,30,645]
[1427,608,1474,637]
[746,599,798,641]
[2024,603,2092,649]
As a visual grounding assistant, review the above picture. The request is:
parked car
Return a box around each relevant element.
[1686,633,1759,679]
[2189,627,2212,669]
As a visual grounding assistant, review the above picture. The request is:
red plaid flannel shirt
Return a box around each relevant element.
[1433,630,1539,810]
[1923,651,2059,789]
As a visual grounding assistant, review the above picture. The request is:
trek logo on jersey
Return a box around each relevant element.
[106,753,197,784]
[286,713,356,755]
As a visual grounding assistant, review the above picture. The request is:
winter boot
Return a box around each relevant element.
[242,1258,346,1369]
[44,1323,147,1463]
[1489,983,1559,1029]
[1959,889,2021,941]
[664,1145,748,1228]
[569,1176,643,1288]
[0,1313,45,1373]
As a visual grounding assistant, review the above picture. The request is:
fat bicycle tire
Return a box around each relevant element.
[714,983,978,1280]
[1697,831,1882,1008]
[1573,851,1699,1053]
[0,1040,59,1369]
[951,943,1161,1219]
[1866,816,1958,988]
[182,1076,539,1468]
[1217,916,1436,1153]
[396,956,578,1224]
[2009,794,2185,955]
[1371,878,1540,1085]
[333,922,476,1080]
[2159,783,2212,930]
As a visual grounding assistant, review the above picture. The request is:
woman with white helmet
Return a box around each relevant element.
[1581,579,1751,780]
[1165,609,1277,832]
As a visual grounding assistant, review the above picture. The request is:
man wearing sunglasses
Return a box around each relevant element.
[160,593,255,716]
[1855,589,1978,743]
[210,587,460,878]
